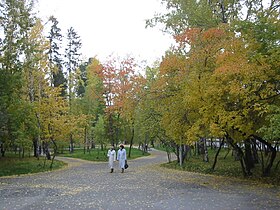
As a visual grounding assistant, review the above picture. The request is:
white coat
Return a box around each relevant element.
[107,149,116,169]
[117,148,127,169]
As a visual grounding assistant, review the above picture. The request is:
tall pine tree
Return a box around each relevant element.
[64,26,82,105]
[47,16,66,96]
[64,26,82,152]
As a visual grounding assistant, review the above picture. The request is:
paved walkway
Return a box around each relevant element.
[0,149,279,210]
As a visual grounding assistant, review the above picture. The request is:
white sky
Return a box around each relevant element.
[37,0,173,65]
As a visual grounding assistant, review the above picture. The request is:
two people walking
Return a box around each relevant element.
[107,144,127,173]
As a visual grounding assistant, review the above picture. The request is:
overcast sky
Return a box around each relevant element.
[37,0,173,65]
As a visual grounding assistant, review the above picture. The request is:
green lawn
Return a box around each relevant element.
[0,147,149,177]
[161,148,280,185]
[0,154,66,177]
[57,147,149,161]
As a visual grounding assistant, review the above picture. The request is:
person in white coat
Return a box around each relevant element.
[107,146,116,173]
[117,144,127,173]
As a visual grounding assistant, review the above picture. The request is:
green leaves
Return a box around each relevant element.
[0,0,37,152]
[258,105,280,142]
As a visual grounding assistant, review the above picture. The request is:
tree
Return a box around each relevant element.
[64,26,82,152]
[146,0,275,34]
[0,0,36,154]
[101,56,118,146]
[146,0,280,177]
[115,57,146,157]
[76,58,91,97]
[35,85,70,162]
[178,22,280,176]
[146,52,190,164]
[23,18,50,158]
[101,56,145,155]
[64,26,82,105]
[93,115,107,150]
[75,58,106,152]
[47,15,66,96]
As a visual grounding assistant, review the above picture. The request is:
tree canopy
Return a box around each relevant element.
[0,0,279,179]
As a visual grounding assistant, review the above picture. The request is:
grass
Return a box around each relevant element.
[0,147,149,177]
[161,148,280,186]
[0,153,66,177]
[57,147,149,161]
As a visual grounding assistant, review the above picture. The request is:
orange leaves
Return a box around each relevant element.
[174,27,225,49]
[168,24,274,141]
[201,28,225,42]
[97,55,146,122]
[159,53,187,75]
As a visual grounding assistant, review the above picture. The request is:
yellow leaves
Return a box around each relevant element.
[176,24,280,144]
[185,124,200,143]
[87,58,103,80]
[156,54,188,102]
[209,123,225,137]
[34,85,71,142]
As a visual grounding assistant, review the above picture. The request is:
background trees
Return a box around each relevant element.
[0,0,36,157]
[144,0,280,177]
[0,0,279,180]
[0,0,87,160]
[47,16,66,96]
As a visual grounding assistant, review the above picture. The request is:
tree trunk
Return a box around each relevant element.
[128,123,134,158]
[50,137,58,169]
[0,143,5,157]
[223,148,230,159]
[33,138,39,158]
[166,148,171,163]
[199,138,207,162]
[225,134,248,177]
[251,135,277,176]
[275,160,280,171]
[244,139,254,176]
[251,139,259,164]
[182,145,189,162]
[69,133,74,153]
[179,144,183,166]
[176,145,180,163]
[109,113,114,146]
[43,141,51,160]
[203,138,209,162]
[84,127,87,154]
[212,138,224,170]
[22,146,25,158]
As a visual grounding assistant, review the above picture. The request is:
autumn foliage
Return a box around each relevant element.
[1,0,279,180]
[146,17,280,177]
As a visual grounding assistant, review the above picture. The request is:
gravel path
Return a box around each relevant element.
[0,149,279,210]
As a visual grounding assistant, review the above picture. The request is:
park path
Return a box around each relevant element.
[0,149,279,210]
